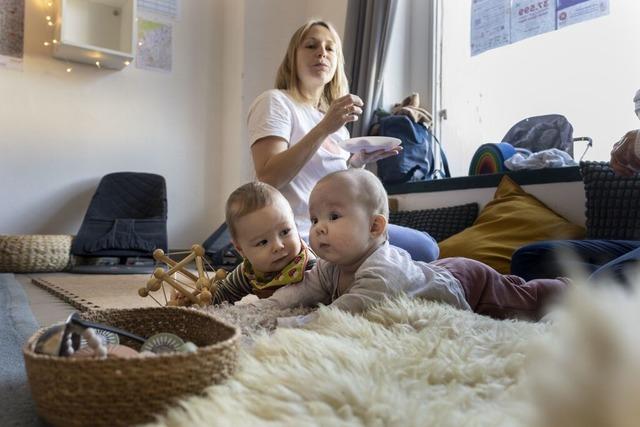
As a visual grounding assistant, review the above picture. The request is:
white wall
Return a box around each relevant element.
[1,0,225,249]
[216,0,248,231]
[0,0,347,250]
[439,1,640,176]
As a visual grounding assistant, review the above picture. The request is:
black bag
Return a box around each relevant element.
[376,115,450,185]
[202,223,242,269]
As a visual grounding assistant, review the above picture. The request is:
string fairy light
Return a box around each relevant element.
[42,0,100,72]
[42,0,74,72]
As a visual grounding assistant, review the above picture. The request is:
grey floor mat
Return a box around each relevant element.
[0,273,45,426]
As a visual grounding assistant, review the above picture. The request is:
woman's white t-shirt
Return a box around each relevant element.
[247,89,350,239]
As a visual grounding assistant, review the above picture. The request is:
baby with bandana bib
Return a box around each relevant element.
[208,181,316,304]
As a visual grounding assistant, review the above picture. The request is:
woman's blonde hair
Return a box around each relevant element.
[274,20,349,112]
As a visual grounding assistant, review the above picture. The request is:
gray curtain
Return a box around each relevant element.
[343,0,399,137]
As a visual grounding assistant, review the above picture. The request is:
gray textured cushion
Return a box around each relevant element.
[389,203,479,242]
[580,161,640,239]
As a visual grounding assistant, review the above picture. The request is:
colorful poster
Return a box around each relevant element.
[0,0,25,70]
[511,0,556,43]
[136,18,173,72]
[471,0,511,56]
[557,0,609,29]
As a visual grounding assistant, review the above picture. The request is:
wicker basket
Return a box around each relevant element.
[23,307,240,427]
[0,234,72,273]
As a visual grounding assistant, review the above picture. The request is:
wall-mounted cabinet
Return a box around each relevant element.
[53,0,136,70]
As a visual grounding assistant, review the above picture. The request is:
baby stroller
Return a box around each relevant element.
[502,114,592,160]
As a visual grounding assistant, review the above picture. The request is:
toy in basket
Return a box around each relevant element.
[138,244,228,307]
[23,307,240,427]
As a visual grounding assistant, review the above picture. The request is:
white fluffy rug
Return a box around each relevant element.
[524,281,640,427]
[144,283,640,427]
[144,297,548,426]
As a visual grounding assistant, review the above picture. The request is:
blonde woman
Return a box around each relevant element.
[247,20,439,262]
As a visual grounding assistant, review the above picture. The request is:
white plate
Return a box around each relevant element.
[339,136,401,153]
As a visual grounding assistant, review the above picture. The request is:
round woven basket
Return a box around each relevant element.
[0,234,72,273]
[23,307,240,427]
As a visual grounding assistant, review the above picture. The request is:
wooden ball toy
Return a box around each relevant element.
[196,277,209,290]
[198,290,213,305]
[191,244,205,257]
[138,244,220,307]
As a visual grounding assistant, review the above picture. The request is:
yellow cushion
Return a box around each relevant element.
[438,175,585,274]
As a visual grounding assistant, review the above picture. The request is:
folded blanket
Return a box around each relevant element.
[505,148,577,170]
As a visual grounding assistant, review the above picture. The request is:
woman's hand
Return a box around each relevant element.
[610,130,640,176]
[318,94,364,134]
[348,146,403,168]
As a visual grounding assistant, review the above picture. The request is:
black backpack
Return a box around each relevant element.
[202,223,242,270]
[376,115,450,185]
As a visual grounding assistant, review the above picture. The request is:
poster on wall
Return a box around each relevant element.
[471,0,610,55]
[556,0,609,29]
[511,0,556,43]
[138,0,180,21]
[136,18,173,72]
[0,0,25,71]
[470,0,511,56]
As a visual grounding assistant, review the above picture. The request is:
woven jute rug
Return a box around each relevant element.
[30,273,160,311]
